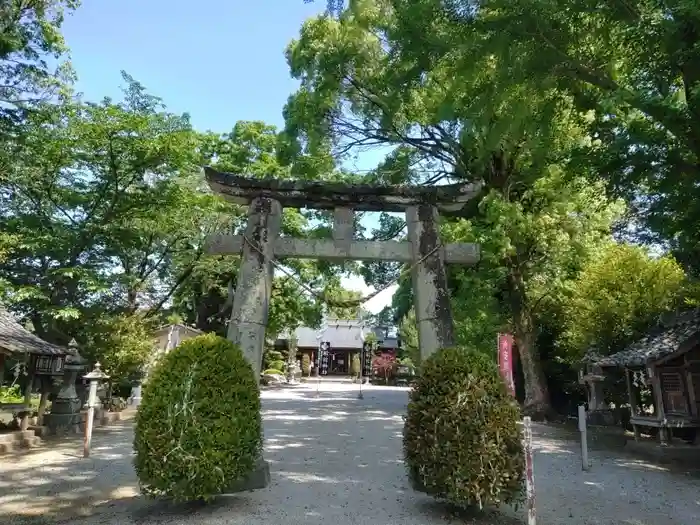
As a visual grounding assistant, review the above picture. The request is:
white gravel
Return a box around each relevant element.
[1,381,699,525]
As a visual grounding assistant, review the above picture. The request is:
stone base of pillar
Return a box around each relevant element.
[223,457,271,493]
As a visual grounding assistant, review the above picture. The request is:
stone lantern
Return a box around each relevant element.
[579,363,615,426]
[44,339,87,435]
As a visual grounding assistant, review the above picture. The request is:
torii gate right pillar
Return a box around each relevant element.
[406,205,456,360]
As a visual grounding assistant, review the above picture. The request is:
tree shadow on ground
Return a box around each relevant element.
[0,419,140,523]
[0,387,530,524]
[6,387,696,525]
[527,422,700,524]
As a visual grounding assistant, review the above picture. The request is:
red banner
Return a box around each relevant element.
[498,333,515,397]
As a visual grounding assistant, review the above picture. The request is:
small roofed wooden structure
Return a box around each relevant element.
[588,309,700,444]
[0,306,68,429]
[0,307,66,360]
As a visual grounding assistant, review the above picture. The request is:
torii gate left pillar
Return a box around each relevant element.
[226,196,282,379]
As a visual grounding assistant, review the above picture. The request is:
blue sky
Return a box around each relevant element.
[61,0,396,314]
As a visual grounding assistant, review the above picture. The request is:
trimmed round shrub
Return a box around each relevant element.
[268,359,285,372]
[301,353,311,376]
[403,346,524,509]
[133,334,262,502]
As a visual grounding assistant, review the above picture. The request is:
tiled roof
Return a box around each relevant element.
[275,318,401,351]
[591,309,700,368]
[0,307,67,356]
[294,319,366,349]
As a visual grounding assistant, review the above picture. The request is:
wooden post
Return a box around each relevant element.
[83,363,109,459]
[685,363,698,417]
[83,379,98,458]
[649,364,669,445]
[624,368,641,440]
[578,404,591,471]
[20,356,36,431]
[37,378,51,426]
[523,416,536,525]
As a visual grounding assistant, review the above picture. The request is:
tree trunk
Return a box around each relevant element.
[507,271,552,419]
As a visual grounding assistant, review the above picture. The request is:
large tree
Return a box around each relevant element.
[0,0,78,114]
[385,0,700,272]
[0,73,219,343]
[282,0,629,415]
[559,243,689,360]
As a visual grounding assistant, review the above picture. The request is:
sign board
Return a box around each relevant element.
[318,341,330,376]
[361,342,373,377]
[498,333,515,397]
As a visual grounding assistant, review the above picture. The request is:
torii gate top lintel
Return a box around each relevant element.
[204,166,482,215]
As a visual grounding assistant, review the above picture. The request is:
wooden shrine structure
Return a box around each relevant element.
[203,167,482,379]
[585,309,700,444]
[0,306,69,429]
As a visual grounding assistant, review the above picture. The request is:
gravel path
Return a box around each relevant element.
[1,382,699,525]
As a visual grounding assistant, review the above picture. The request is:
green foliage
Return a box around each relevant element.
[264,350,284,369]
[350,353,360,377]
[83,314,155,383]
[398,310,420,365]
[385,0,700,274]
[133,334,262,502]
[268,360,286,372]
[263,369,285,376]
[403,346,524,509]
[0,75,221,343]
[0,0,78,125]
[301,353,311,376]
[0,385,23,403]
[560,243,687,360]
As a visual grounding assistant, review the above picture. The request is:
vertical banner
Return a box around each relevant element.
[361,341,373,378]
[319,341,330,376]
[498,333,515,397]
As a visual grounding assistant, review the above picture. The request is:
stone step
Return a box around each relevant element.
[0,441,16,455]
[19,435,42,449]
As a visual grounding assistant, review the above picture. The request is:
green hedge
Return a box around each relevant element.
[403,346,525,509]
[133,334,262,502]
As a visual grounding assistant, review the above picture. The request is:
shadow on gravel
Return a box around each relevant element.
[416,500,525,525]
[0,420,139,523]
[256,388,527,525]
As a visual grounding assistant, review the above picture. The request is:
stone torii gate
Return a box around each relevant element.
[203,167,481,379]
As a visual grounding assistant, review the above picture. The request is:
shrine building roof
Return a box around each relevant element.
[587,308,700,368]
[0,306,67,357]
